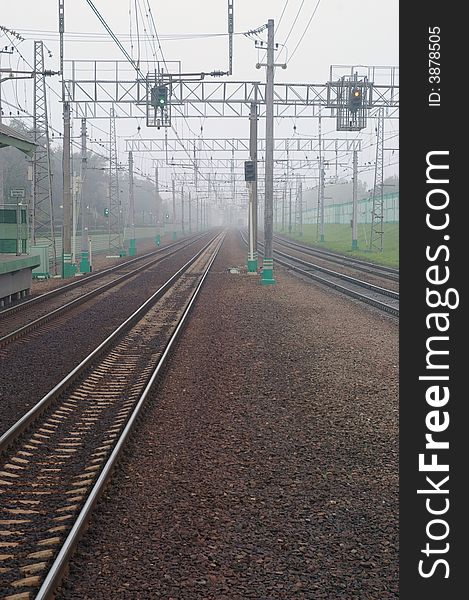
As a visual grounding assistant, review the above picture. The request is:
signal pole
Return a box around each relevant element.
[370,108,385,252]
[297,179,303,236]
[188,191,192,233]
[352,149,358,250]
[181,186,185,235]
[171,177,177,240]
[247,102,258,272]
[128,151,136,255]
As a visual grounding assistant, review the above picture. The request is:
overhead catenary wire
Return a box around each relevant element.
[84,0,144,78]
[287,0,322,64]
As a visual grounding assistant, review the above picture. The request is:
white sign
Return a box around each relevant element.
[10,189,25,198]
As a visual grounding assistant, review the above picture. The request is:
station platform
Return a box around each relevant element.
[0,253,41,307]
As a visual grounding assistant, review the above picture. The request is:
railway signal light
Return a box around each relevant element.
[151,85,168,109]
[244,160,256,182]
[349,87,363,112]
[104,207,109,217]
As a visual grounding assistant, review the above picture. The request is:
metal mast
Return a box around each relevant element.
[128,150,136,255]
[296,178,303,236]
[59,0,74,277]
[228,0,234,75]
[171,176,177,240]
[261,18,275,284]
[79,118,91,271]
[108,106,122,254]
[369,108,385,252]
[32,40,58,274]
[352,149,358,249]
[247,101,258,272]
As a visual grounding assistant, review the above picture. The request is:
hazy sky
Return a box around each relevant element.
[1,0,399,190]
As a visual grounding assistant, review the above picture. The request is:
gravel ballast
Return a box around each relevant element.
[0,235,211,436]
[57,230,399,599]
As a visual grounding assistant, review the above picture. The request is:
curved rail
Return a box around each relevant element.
[240,232,399,318]
[274,234,399,280]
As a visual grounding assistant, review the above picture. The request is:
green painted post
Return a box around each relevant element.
[260,258,275,285]
[79,251,91,273]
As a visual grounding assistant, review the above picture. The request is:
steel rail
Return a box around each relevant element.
[33,232,224,599]
[273,235,399,280]
[0,233,209,348]
[240,232,398,318]
[0,232,207,320]
[0,232,221,454]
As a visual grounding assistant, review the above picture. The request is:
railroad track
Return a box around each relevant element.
[241,232,399,317]
[0,231,224,599]
[0,233,209,349]
[273,234,399,283]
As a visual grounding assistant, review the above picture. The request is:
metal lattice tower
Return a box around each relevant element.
[369,108,385,252]
[108,106,122,253]
[295,178,303,236]
[32,41,57,272]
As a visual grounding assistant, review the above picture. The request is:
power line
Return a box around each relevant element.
[275,0,290,33]
[287,0,322,64]
[84,0,144,78]
[282,0,306,48]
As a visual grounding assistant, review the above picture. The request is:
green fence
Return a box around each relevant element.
[303,192,399,225]
[35,225,174,267]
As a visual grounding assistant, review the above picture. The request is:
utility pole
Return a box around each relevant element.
[32,40,58,274]
[188,191,192,233]
[108,106,123,255]
[171,177,177,240]
[317,158,326,242]
[128,150,136,255]
[80,119,91,273]
[318,111,325,242]
[181,186,185,235]
[297,179,303,236]
[247,102,258,272]
[79,118,90,271]
[352,149,358,250]
[288,186,292,234]
[155,164,161,246]
[370,108,385,252]
[260,18,275,284]
[282,188,286,231]
[59,0,74,277]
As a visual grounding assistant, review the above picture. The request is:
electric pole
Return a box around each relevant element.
[247,101,258,272]
[59,0,74,277]
[352,149,358,250]
[297,179,303,236]
[370,108,385,252]
[261,18,275,284]
[181,185,185,235]
[32,40,58,274]
[79,118,90,271]
[108,106,123,255]
[128,150,136,255]
[171,177,177,240]
[188,191,192,233]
